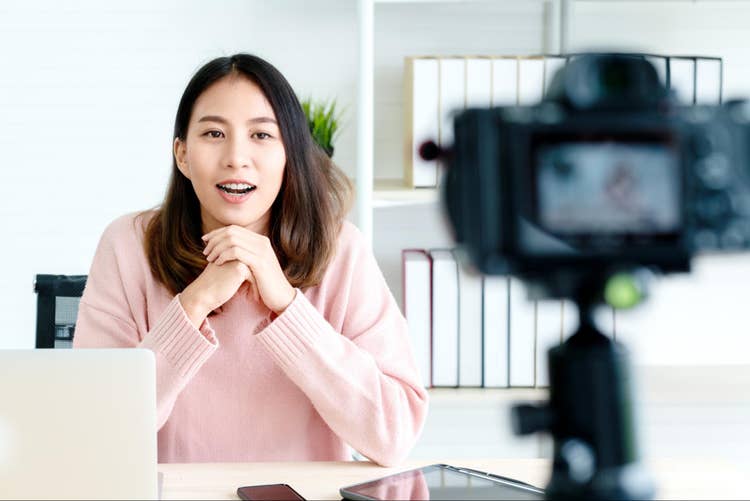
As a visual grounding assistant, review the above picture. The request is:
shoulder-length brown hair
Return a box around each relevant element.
[144,54,352,296]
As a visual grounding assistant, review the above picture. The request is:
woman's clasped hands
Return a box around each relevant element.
[202,225,296,313]
[180,226,296,327]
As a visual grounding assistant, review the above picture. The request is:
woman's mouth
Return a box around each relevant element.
[216,182,257,203]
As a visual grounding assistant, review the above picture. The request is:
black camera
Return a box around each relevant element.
[443,53,750,299]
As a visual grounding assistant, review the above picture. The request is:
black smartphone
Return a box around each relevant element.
[237,483,306,501]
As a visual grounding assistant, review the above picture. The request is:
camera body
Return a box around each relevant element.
[444,54,750,298]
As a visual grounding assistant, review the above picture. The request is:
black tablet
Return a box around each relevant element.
[339,463,544,500]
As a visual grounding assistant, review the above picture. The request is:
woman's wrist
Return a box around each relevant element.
[272,287,297,315]
[179,288,210,329]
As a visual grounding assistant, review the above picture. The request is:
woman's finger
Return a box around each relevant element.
[200,226,228,243]
[204,231,262,262]
[205,239,232,262]
[204,226,268,248]
[215,246,260,269]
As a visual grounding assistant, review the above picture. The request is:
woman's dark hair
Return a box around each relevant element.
[143,54,352,296]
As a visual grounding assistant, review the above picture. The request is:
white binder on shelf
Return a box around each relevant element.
[518,57,545,105]
[535,300,563,387]
[439,58,466,150]
[430,249,459,387]
[455,251,483,387]
[491,57,519,106]
[509,278,536,387]
[465,57,492,109]
[695,58,722,104]
[482,275,509,388]
[404,57,439,188]
[402,249,433,388]
[668,57,696,104]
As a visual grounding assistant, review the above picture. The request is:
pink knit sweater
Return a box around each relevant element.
[73,212,428,465]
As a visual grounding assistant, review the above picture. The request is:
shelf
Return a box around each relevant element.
[425,366,750,405]
[375,0,500,3]
[427,387,547,404]
[373,179,439,208]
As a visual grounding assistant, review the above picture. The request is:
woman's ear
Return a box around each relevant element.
[174,137,190,179]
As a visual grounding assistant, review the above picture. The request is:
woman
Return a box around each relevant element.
[73,54,428,466]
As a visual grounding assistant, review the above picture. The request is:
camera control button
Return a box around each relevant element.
[690,134,714,157]
[694,193,730,222]
[696,153,731,189]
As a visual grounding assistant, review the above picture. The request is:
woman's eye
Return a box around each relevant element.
[253,132,271,140]
[204,130,224,139]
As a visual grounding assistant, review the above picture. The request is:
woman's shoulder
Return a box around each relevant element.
[324,219,374,276]
[98,210,157,252]
[335,219,366,254]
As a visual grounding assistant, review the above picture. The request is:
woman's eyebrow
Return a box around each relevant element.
[247,117,277,125]
[197,115,277,125]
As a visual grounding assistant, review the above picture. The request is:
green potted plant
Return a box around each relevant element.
[301,97,341,158]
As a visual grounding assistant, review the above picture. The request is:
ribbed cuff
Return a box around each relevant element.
[140,295,218,378]
[255,290,333,372]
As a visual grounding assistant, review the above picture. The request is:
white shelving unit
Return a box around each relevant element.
[352,0,750,462]
[355,0,572,241]
[372,180,438,208]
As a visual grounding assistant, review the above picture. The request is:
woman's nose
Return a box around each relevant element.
[223,136,251,169]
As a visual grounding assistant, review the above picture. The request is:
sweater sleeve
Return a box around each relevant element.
[72,215,218,429]
[255,224,429,467]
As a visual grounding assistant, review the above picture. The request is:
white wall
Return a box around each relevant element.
[0,0,358,348]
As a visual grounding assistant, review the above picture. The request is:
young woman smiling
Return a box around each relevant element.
[73,54,428,466]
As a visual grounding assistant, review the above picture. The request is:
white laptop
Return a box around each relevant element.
[0,349,158,500]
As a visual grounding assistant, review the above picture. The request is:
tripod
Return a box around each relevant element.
[513,281,656,500]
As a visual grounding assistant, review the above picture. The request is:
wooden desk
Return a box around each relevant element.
[159,458,748,500]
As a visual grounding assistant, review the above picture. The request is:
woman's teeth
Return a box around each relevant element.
[217,183,256,194]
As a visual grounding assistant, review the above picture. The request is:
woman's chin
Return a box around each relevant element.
[215,214,267,233]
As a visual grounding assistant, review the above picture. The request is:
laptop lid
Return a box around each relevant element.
[0,349,158,500]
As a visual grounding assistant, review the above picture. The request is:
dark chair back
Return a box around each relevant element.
[34,274,87,349]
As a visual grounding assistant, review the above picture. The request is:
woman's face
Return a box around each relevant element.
[174,74,286,235]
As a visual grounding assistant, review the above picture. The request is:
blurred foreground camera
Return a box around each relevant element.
[436,53,750,500]
[444,53,750,299]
